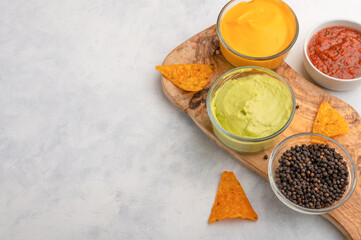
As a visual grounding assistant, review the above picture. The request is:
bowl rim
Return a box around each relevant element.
[304,18,361,82]
[216,0,299,60]
[268,132,357,214]
[206,66,296,143]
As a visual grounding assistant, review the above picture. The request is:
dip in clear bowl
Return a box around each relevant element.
[217,0,299,69]
[206,66,295,153]
[268,133,357,214]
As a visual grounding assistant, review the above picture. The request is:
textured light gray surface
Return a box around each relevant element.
[1,0,360,239]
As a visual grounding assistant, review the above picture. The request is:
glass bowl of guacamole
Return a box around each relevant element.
[207,66,295,153]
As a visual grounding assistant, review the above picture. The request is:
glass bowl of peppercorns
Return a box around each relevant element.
[268,132,357,214]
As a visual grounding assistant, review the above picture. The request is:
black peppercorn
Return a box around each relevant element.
[275,143,349,209]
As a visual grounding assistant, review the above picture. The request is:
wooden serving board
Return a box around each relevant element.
[160,25,361,239]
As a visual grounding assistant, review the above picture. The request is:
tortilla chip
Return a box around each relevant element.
[312,101,349,137]
[209,171,258,223]
[156,64,213,91]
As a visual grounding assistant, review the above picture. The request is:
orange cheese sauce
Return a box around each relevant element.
[220,0,296,58]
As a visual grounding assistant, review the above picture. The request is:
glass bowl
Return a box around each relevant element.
[216,0,299,69]
[268,133,357,214]
[206,66,295,153]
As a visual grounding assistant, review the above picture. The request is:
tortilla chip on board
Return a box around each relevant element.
[156,64,214,92]
[312,101,349,137]
[209,171,258,223]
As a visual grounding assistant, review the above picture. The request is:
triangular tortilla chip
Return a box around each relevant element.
[156,64,213,92]
[209,171,258,223]
[312,101,349,137]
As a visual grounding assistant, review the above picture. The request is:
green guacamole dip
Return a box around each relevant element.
[211,74,292,138]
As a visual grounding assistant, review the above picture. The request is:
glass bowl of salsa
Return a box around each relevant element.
[304,19,361,91]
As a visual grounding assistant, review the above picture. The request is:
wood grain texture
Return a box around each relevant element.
[160,25,361,240]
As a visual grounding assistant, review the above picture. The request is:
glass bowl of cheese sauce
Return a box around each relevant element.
[207,66,295,153]
[217,0,299,69]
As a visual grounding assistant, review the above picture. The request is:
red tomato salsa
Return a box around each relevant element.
[307,26,361,79]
